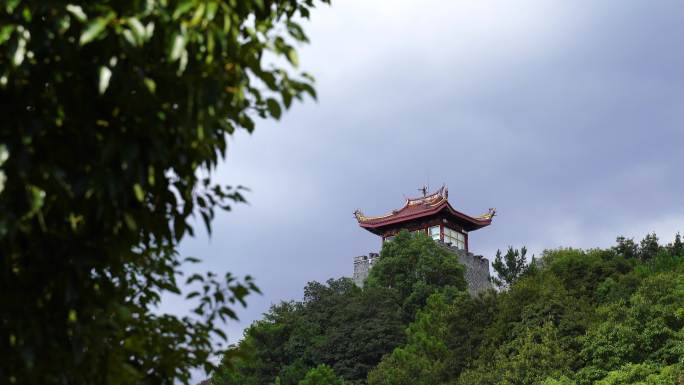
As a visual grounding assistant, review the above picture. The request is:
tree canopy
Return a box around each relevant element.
[371,234,684,385]
[215,231,468,385]
[366,231,467,321]
[491,246,532,289]
[0,1,327,384]
[217,232,684,385]
[298,364,344,385]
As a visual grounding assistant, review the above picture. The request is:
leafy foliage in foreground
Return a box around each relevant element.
[0,1,327,384]
[217,233,684,385]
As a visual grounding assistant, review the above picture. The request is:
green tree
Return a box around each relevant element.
[614,236,638,259]
[539,377,577,385]
[578,271,684,384]
[491,246,530,289]
[541,248,632,301]
[638,233,660,262]
[0,1,326,384]
[368,291,497,385]
[221,235,684,385]
[595,363,684,385]
[215,278,405,384]
[366,230,467,320]
[668,232,683,256]
[368,293,453,385]
[298,364,344,385]
[457,322,573,385]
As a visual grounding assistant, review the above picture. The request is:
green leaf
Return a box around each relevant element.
[121,29,136,46]
[145,22,155,39]
[187,274,204,284]
[65,4,87,22]
[174,216,185,241]
[266,98,281,119]
[126,17,146,45]
[188,3,205,26]
[0,144,9,167]
[205,2,218,22]
[80,13,115,45]
[287,48,299,67]
[147,165,155,186]
[169,32,186,62]
[67,309,78,323]
[123,213,137,231]
[178,49,188,74]
[0,25,15,46]
[301,83,317,100]
[5,0,20,14]
[12,36,26,66]
[282,90,292,109]
[98,66,112,95]
[287,22,308,43]
[223,13,232,33]
[219,307,237,320]
[212,328,227,341]
[143,77,156,94]
[238,114,254,132]
[26,185,45,217]
[22,7,32,22]
[133,183,144,202]
[0,171,6,195]
[172,0,195,20]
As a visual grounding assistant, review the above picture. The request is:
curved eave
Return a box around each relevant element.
[357,201,492,232]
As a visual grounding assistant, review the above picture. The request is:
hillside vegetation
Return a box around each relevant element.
[213,231,684,385]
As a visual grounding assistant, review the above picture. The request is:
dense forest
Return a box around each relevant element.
[212,231,684,385]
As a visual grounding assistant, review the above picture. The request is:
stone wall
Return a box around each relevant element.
[442,243,493,294]
[352,253,378,286]
[352,243,492,294]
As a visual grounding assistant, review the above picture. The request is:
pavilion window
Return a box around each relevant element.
[444,227,465,249]
[429,225,440,241]
[384,235,395,243]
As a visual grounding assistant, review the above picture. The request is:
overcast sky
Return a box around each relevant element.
[165,0,684,368]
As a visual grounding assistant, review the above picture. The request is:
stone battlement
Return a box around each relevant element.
[352,253,378,286]
[440,242,492,294]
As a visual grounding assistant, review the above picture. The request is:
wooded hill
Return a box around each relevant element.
[212,231,684,385]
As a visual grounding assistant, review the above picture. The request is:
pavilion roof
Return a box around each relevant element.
[354,185,495,233]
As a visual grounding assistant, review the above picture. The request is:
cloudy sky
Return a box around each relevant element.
[167,0,684,358]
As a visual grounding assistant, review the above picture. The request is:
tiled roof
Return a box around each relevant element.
[354,185,494,231]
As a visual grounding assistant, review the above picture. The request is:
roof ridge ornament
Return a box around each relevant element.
[419,185,428,197]
[354,208,394,223]
[477,208,497,220]
[407,184,446,205]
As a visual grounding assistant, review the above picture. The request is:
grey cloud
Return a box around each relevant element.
[166,5,684,379]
